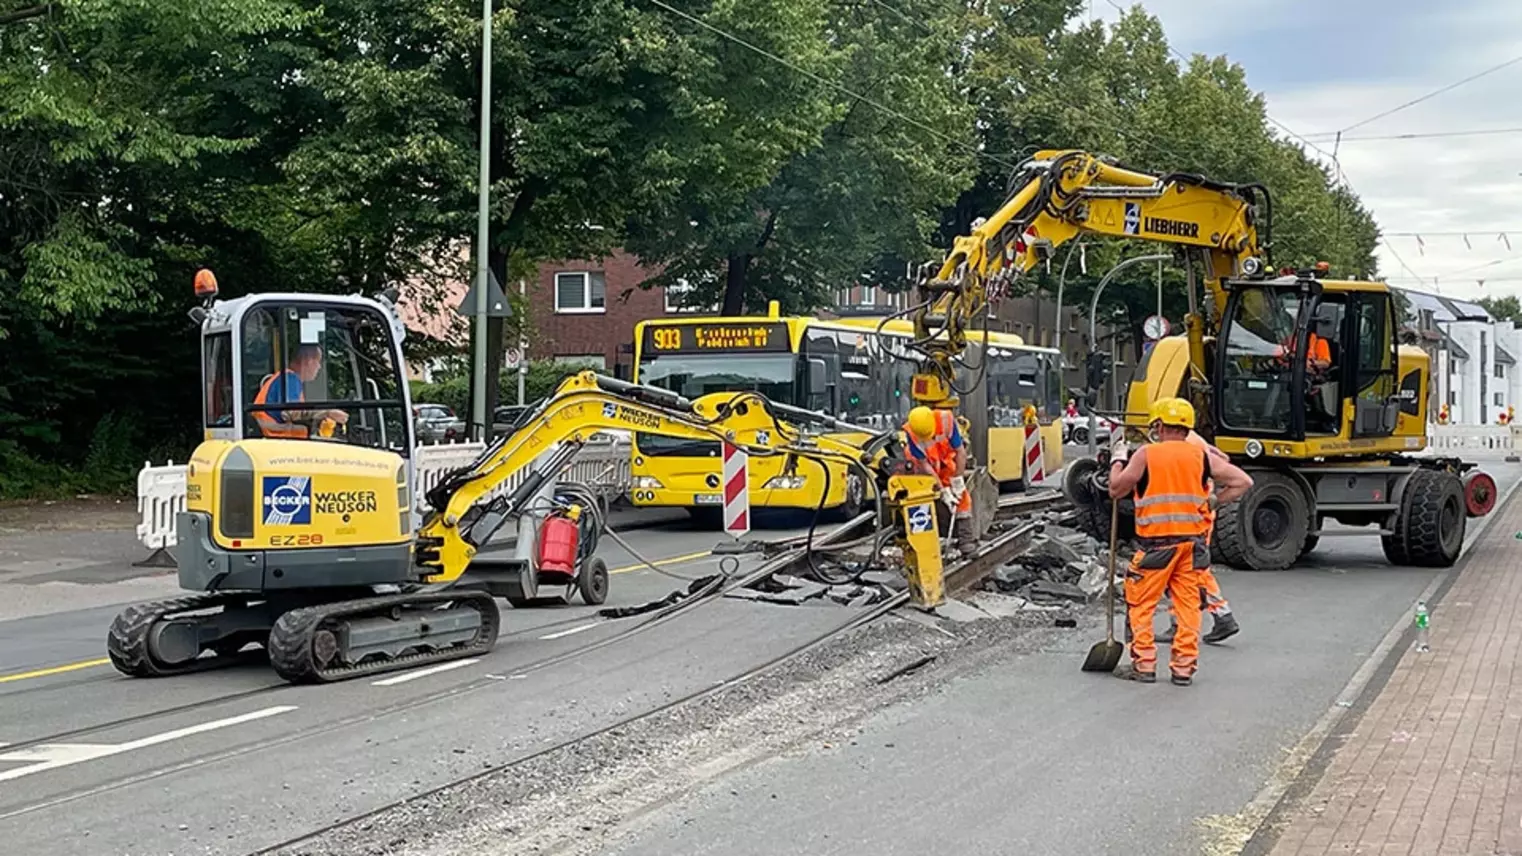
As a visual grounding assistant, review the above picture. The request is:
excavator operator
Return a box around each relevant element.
[252,345,349,439]
[903,405,972,543]
[1108,398,1253,686]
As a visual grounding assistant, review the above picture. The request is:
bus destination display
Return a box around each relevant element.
[644,323,790,353]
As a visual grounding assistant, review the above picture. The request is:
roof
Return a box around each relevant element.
[1443,330,1471,360]
[1498,343,1517,366]
[1395,286,1492,323]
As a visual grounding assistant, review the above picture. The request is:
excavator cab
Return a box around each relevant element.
[1212,272,1404,456]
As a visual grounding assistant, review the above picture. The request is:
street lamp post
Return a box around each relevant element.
[470,0,493,441]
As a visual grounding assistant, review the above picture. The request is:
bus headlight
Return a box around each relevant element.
[1245,439,1263,459]
[631,476,664,489]
[763,476,807,490]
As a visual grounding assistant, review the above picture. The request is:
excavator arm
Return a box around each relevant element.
[415,371,897,585]
[911,149,1269,408]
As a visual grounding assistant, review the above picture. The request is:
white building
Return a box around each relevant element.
[1398,289,1522,425]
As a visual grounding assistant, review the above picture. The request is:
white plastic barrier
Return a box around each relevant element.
[135,438,632,552]
[1424,423,1516,451]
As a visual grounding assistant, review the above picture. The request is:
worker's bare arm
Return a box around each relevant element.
[1108,447,1148,498]
[1211,457,1254,504]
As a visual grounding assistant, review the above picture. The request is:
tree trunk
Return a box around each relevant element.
[721,254,750,316]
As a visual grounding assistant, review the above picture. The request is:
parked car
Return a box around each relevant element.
[491,404,532,438]
[414,403,465,444]
[1061,412,1117,446]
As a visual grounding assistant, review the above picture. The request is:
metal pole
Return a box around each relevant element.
[1087,254,1172,456]
[1053,241,1085,360]
[470,0,493,441]
[517,278,527,405]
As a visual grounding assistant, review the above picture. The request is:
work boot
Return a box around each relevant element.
[1156,619,1177,644]
[1203,612,1240,645]
[1171,673,1193,686]
[1113,663,1156,683]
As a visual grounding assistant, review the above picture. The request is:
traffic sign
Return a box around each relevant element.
[1142,314,1169,340]
[504,348,522,368]
[722,441,749,539]
[454,269,513,318]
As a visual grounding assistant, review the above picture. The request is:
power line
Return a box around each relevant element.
[645,0,1017,171]
[1337,53,1522,135]
[1300,126,1522,144]
[1382,239,1427,283]
[1384,230,1522,237]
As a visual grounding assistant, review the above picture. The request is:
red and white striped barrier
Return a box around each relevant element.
[1023,421,1045,488]
[722,440,750,538]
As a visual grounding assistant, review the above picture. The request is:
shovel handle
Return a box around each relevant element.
[1106,495,1119,641]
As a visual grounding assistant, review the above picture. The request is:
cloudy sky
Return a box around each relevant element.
[1088,0,1522,301]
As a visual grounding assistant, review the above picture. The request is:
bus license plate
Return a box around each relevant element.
[694,493,722,505]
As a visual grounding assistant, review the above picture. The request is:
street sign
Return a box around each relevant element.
[504,347,522,368]
[1142,314,1169,340]
[721,441,749,539]
[454,269,513,318]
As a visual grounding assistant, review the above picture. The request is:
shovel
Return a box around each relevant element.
[1081,497,1125,673]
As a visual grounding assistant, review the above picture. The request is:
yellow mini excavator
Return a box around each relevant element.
[908,149,1494,570]
[107,271,948,684]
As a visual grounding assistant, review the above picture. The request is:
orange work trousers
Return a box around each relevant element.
[1167,507,1230,618]
[1127,539,1205,678]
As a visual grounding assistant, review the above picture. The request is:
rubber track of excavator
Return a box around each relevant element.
[106,591,259,677]
[267,590,501,684]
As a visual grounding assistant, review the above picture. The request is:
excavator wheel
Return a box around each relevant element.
[1386,469,1465,568]
[1213,471,1310,571]
[578,557,610,605]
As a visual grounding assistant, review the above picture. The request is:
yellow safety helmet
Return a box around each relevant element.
[1148,397,1195,430]
[906,406,938,440]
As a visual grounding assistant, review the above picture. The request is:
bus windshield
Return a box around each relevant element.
[635,352,797,455]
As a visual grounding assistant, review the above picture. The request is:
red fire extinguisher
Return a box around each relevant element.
[536,505,583,577]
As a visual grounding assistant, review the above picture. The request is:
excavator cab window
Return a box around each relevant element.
[1348,291,1400,438]
[1216,284,1306,436]
[238,302,413,453]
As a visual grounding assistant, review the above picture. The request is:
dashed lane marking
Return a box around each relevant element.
[538,623,600,640]
[0,705,298,782]
[370,659,481,686]
[608,550,713,575]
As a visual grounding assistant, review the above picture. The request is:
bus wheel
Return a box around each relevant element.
[830,472,866,522]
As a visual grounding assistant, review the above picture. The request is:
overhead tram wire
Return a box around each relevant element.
[1337,53,1522,135]
[1298,127,1522,144]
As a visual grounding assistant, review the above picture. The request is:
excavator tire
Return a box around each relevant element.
[107,592,260,677]
[1388,469,1466,568]
[268,590,500,684]
[1213,471,1310,571]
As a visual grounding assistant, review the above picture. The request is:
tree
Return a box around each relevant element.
[622,0,975,314]
[1478,295,1522,324]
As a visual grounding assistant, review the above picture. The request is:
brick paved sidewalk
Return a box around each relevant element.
[1266,494,1522,856]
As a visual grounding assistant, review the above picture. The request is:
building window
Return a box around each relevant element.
[1449,391,1457,405]
[665,278,693,313]
[554,271,606,314]
[1496,392,1505,406]
[861,285,877,306]
[1496,364,1506,379]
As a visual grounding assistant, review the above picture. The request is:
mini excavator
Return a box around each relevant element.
[107,272,949,684]
[907,149,1494,570]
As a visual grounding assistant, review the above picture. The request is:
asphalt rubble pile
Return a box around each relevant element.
[726,568,905,607]
[977,509,1128,613]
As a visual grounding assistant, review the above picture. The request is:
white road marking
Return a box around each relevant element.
[370,658,480,686]
[0,705,297,782]
[538,623,600,641]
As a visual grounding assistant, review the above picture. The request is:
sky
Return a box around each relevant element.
[1087,0,1522,302]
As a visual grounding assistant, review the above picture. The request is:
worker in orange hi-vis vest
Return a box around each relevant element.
[1156,429,1241,646]
[1107,398,1253,685]
[903,405,974,549]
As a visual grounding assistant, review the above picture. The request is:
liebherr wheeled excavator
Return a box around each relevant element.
[107,272,948,684]
[908,149,1494,570]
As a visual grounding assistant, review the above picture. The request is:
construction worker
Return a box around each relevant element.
[903,405,972,544]
[252,345,348,438]
[1157,428,1241,645]
[1108,398,1252,685]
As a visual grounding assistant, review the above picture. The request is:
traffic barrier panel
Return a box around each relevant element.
[134,437,633,555]
[722,441,750,538]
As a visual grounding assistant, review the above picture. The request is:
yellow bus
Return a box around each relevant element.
[629,304,1066,524]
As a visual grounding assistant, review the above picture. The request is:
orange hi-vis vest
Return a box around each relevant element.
[252,372,307,439]
[1134,440,1212,540]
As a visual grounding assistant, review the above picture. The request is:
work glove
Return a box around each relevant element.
[950,475,967,498]
[940,486,959,509]
[1206,493,1220,512]
[1109,432,1130,464]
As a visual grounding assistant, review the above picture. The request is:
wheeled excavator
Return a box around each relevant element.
[106,271,949,684]
[907,149,1494,570]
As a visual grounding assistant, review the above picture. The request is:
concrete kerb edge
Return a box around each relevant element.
[1231,472,1522,856]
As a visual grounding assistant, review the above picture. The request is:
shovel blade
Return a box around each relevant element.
[1081,639,1124,673]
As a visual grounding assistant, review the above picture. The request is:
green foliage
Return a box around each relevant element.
[1478,295,1522,324]
[410,358,604,417]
